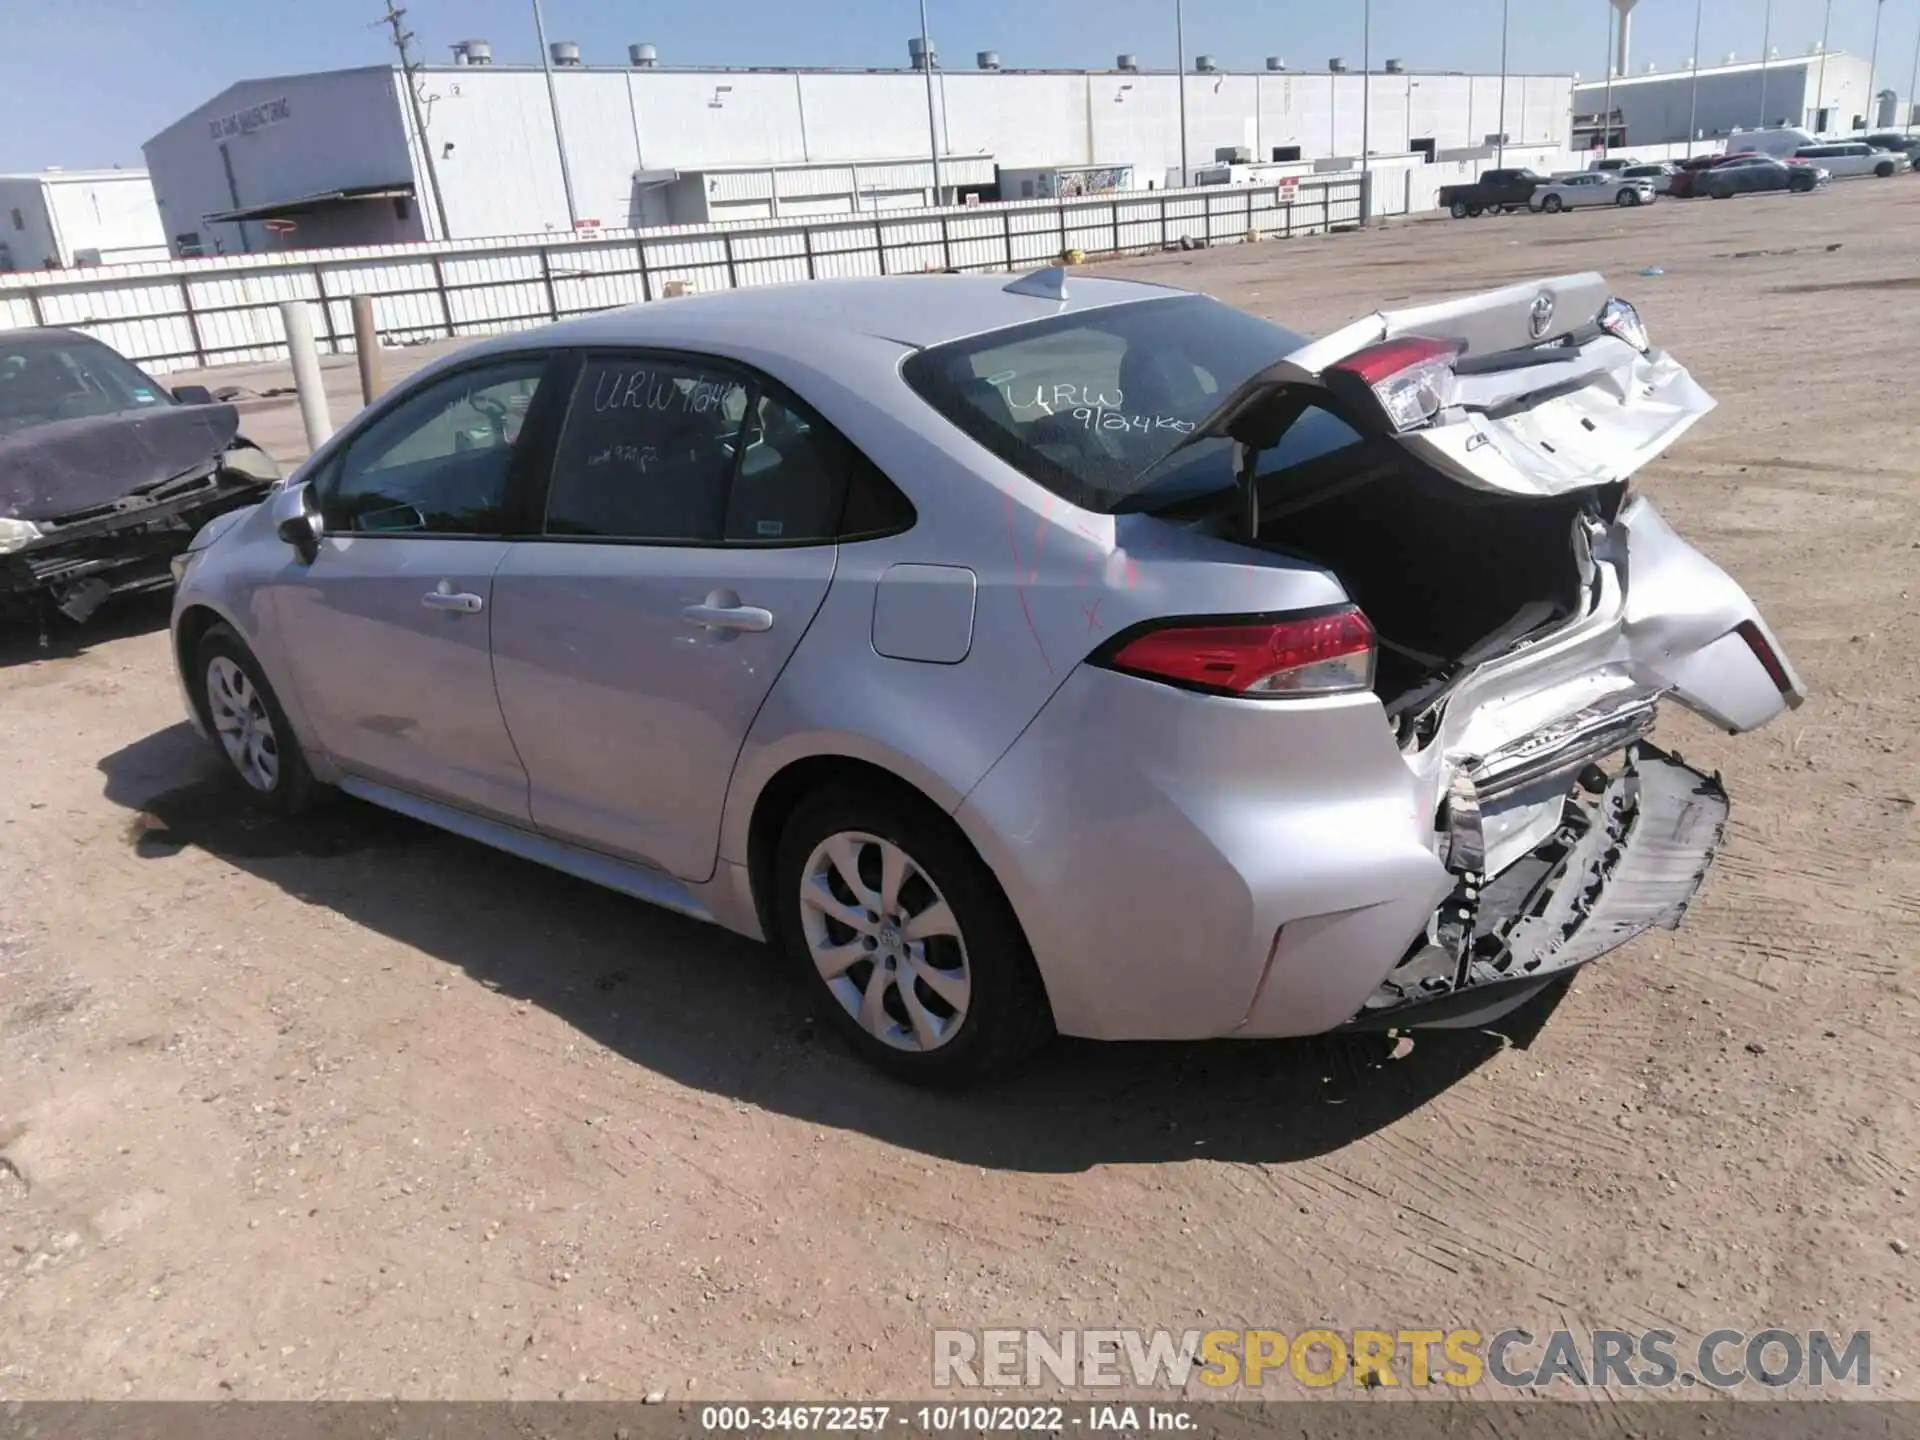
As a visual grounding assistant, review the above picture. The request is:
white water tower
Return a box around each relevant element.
[1611,0,1640,77]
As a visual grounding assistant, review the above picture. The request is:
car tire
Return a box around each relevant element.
[1616,190,1636,206]
[1449,200,1468,219]
[1465,204,1484,217]
[772,783,1054,1086]
[195,623,318,815]
[1542,195,1564,213]
[1876,162,1895,177]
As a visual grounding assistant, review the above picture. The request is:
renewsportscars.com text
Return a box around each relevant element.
[932,1328,1873,1391]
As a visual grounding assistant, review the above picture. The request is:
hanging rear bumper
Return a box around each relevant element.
[1347,743,1729,1029]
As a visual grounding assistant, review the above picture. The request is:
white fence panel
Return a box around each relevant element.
[0,176,1365,372]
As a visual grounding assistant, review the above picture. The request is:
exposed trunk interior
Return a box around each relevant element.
[1227,452,1599,726]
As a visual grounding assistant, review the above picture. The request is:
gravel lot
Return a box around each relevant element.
[2,181,1916,1402]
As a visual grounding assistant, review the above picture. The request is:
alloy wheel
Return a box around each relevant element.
[799,831,971,1052]
[206,656,280,792]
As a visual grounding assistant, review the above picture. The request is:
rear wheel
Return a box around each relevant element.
[1541,195,1564,213]
[773,785,1053,1085]
[196,624,317,814]
[1449,199,1469,219]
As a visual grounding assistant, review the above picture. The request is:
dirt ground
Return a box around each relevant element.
[2,182,1917,1403]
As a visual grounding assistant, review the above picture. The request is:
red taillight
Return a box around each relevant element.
[1736,620,1793,694]
[1327,336,1463,432]
[1099,607,1376,697]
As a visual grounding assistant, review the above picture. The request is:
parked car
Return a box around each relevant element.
[1698,153,1827,197]
[169,271,1804,1083]
[0,328,280,633]
[1862,131,1920,167]
[1529,172,1658,211]
[1667,153,1729,198]
[1791,141,1908,178]
[1620,161,1681,194]
[1725,125,1818,160]
[1437,168,1547,218]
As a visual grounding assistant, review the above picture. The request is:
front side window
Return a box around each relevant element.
[319,356,547,534]
[902,294,1306,514]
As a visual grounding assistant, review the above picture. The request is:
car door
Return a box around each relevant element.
[274,353,560,823]
[489,351,899,880]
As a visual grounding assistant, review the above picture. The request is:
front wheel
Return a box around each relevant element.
[196,623,317,814]
[1876,162,1896,177]
[1616,190,1637,207]
[1541,195,1564,213]
[773,786,1054,1085]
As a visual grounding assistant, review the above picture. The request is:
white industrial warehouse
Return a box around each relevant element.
[141,40,1574,256]
[1574,47,1898,149]
[0,169,169,272]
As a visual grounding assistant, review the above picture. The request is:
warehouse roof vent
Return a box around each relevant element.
[629,43,658,68]
[1117,53,1140,71]
[977,50,1000,70]
[550,41,581,66]
[456,39,492,66]
[908,36,937,70]
[1266,56,1286,71]
[1194,55,1218,72]
[1384,58,1406,73]
[1328,57,1348,73]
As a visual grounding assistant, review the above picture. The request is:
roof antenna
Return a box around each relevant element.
[1004,266,1069,301]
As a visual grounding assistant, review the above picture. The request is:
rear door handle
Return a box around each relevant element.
[422,587,485,614]
[680,602,774,633]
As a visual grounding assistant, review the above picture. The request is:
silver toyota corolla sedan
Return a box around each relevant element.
[169,269,1805,1083]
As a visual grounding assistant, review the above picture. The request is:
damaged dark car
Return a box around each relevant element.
[0,328,279,633]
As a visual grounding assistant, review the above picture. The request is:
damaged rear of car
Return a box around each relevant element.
[0,329,279,632]
[931,272,1803,1040]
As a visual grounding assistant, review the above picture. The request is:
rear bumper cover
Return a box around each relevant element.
[1350,743,1728,1026]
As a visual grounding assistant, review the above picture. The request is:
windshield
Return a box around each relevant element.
[901,294,1315,515]
[0,335,175,438]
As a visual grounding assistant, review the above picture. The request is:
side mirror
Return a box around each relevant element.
[172,384,216,405]
[277,508,321,565]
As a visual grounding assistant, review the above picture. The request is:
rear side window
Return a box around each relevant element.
[544,355,915,544]
[902,294,1305,514]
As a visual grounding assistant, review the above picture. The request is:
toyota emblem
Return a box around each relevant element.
[1528,291,1556,340]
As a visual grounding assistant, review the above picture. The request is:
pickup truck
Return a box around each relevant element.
[1437,169,1548,218]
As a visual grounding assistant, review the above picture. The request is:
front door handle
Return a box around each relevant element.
[422,586,485,614]
[681,599,774,633]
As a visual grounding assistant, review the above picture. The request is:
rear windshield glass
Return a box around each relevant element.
[900,294,1310,514]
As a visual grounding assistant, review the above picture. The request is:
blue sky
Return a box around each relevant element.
[0,0,1911,170]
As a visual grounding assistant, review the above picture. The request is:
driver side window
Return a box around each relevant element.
[318,357,548,535]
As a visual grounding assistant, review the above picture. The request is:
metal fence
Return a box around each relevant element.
[0,175,1365,376]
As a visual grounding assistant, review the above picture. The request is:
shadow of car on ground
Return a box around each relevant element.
[98,721,1567,1173]
[1,591,175,670]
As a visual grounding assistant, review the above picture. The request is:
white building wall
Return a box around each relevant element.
[0,180,59,272]
[43,174,170,265]
[143,66,415,256]
[1575,55,1881,146]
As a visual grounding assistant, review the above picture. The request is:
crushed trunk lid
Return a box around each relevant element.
[1179,271,1714,501]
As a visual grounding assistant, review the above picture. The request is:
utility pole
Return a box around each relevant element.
[1360,0,1371,224]
[1175,0,1190,187]
[1757,0,1773,127]
[381,0,452,240]
[1815,0,1834,132]
[530,0,581,229]
[1685,0,1703,159]
[918,0,942,203]
[1907,15,1920,135]
[1600,0,1616,158]
[1496,0,1509,166]
[1866,0,1887,134]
